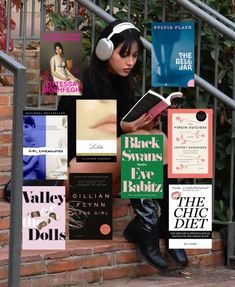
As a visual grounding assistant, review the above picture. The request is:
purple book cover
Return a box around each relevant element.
[22,186,66,250]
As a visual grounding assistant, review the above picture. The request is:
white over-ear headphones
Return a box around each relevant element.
[95,22,139,61]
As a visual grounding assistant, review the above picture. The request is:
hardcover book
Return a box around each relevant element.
[40,31,83,97]
[76,99,117,162]
[22,186,66,249]
[23,111,68,180]
[152,22,195,87]
[169,184,212,249]
[168,109,213,178]
[122,89,184,122]
[121,135,163,199]
[69,173,112,240]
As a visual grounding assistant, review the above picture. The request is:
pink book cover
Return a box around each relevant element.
[22,186,66,250]
[168,109,213,178]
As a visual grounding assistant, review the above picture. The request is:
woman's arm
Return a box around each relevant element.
[23,156,39,173]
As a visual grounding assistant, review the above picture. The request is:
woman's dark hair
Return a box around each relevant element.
[23,116,36,128]
[88,20,143,99]
[54,42,64,54]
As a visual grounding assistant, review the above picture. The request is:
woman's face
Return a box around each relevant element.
[108,41,139,77]
[55,46,63,56]
[76,100,116,140]
[23,123,35,139]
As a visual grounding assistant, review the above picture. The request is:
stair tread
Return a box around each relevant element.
[0,237,136,264]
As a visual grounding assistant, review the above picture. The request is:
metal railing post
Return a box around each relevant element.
[0,51,26,287]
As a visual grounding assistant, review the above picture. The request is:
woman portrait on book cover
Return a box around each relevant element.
[49,42,82,96]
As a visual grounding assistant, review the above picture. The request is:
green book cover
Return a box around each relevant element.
[121,135,163,199]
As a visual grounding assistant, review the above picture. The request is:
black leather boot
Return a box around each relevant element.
[158,165,188,266]
[124,199,168,271]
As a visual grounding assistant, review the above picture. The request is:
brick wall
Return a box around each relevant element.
[0,86,13,200]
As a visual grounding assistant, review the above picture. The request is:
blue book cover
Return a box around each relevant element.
[23,111,68,180]
[152,22,195,87]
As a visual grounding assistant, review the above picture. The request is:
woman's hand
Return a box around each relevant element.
[121,113,158,133]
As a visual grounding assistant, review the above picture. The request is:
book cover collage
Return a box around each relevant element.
[22,22,212,250]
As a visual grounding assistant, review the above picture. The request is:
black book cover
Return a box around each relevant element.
[69,173,112,240]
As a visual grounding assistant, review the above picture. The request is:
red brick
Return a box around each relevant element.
[0,107,12,117]
[0,217,10,230]
[0,96,10,106]
[190,251,225,266]
[0,134,12,144]
[113,205,128,218]
[31,272,68,287]
[0,147,9,157]
[116,251,140,264]
[0,202,10,217]
[134,263,159,277]
[113,218,129,232]
[0,189,5,199]
[68,269,101,284]
[20,262,46,277]
[0,158,11,172]
[212,239,224,251]
[20,279,31,287]
[103,266,135,280]
[0,267,8,280]
[186,249,210,256]
[0,281,8,287]
[0,231,9,246]
[0,120,12,132]
[0,87,13,93]
[0,174,11,185]
[47,259,81,273]
[81,254,112,268]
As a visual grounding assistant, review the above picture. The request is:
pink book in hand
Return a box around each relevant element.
[122,89,184,122]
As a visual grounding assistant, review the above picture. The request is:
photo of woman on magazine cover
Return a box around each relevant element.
[58,20,188,271]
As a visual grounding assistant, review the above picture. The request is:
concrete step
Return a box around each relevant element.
[87,266,235,287]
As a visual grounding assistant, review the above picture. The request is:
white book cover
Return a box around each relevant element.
[169,184,212,249]
[22,186,66,250]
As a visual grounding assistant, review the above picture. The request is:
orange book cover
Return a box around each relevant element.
[168,109,213,178]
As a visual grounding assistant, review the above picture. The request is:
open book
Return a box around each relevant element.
[122,90,184,122]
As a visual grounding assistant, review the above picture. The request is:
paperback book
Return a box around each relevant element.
[168,109,213,178]
[152,22,195,87]
[23,111,68,180]
[76,99,117,162]
[122,89,183,122]
[22,186,66,249]
[69,173,112,240]
[169,184,212,249]
[121,134,163,199]
[40,31,83,97]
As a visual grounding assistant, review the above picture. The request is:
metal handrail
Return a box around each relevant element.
[76,0,235,111]
[175,0,235,41]
[0,52,26,287]
[188,0,235,30]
